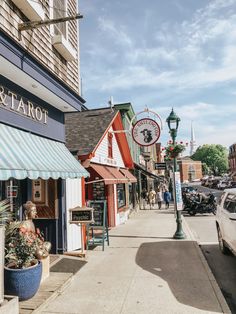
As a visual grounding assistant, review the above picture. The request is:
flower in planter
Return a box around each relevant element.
[5,223,46,269]
[5,201,51,269]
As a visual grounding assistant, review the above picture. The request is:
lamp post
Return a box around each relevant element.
[166,108,186,239]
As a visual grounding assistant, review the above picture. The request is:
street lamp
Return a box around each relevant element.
[166,108,186,239]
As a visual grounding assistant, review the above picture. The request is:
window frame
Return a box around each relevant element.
[108,133,113,159]
[117,183,126,209]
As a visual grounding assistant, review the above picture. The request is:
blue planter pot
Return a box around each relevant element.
[4,261,42,301]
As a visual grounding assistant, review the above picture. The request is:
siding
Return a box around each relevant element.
[90,126,125,168]
[0,0,80,94]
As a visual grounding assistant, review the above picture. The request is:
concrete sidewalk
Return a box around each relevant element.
[41,206,231,314]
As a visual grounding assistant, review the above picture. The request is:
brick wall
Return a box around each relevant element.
[179,160,202,182]
[0,0,80,93]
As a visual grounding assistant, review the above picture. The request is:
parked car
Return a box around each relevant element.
[217,180,230,190]
[216,189,236,255]
[230,181,236,188]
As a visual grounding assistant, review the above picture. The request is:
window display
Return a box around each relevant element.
[32,179,46,204]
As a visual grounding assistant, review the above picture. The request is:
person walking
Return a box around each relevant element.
[163,189,171,209]
[148,188,156,209]
[156,188,163,210]
[141,188,148,210]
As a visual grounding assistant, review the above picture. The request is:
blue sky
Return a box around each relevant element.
[79,0,236,150]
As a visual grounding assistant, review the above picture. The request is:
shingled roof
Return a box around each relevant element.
[65,108,117,156]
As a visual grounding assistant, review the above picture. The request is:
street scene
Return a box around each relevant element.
[1,0,236,314]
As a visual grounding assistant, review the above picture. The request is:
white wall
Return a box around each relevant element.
[66,178,82,251]
[90,126,125,168]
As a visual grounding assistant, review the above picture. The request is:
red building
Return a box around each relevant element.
[65,108,137,227]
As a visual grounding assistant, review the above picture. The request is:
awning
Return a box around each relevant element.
[89,164,129,185]
[120,168,137,183]
[0,123,89,180]
[106,166,128,184]
[89,164,118,184]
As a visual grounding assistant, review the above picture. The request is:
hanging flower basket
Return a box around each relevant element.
[164,143,186,159]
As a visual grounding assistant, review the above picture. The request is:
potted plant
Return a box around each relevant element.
[4,223,44,301]
[4,201,51,301]
[0,199,13,304]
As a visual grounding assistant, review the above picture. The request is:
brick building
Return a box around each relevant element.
[178,157,202,183]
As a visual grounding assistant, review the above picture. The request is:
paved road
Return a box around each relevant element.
[183,185,236,313]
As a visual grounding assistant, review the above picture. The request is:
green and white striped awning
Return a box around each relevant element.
[0,123,89,180]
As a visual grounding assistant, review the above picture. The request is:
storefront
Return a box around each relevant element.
[65,108,137,227]
[0,33,89,253]
[86,163,136,226]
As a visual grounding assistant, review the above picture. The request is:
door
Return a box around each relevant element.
[222,193,236,249]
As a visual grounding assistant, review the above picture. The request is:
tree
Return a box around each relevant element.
[191,144,228,176]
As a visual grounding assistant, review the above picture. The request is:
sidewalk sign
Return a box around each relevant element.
[87,200,109,251]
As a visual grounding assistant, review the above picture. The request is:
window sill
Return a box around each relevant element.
[118,205,128,213]
[52,35,77,61]
[12,0,44,21]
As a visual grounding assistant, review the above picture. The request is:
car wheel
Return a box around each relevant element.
[217,226,230,255]
[189,210,196,216]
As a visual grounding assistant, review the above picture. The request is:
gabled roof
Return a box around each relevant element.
[65,108,134,168]
[65,108,117,155]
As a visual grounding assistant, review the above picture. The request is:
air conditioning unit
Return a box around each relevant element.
[52,34,77,61]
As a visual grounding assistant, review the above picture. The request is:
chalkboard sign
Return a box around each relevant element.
[69,206,94,224]
[87,200,109,251]
[89,201,106,227]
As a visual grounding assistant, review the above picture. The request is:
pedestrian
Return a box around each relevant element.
[156,188,163,209]
[141,188,148,210]
[163,189,171,209]
[148,188,156,209]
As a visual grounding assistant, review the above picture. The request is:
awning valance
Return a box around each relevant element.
[89,164,129,185]
[120,168,137,183]
[0,123,89,180]
[89,164,118,184]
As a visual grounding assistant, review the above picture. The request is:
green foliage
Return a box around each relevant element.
[192,144,228,176]
[0,199,13,226]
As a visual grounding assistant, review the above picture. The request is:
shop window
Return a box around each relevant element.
[108,133,113,159]
[117,184,126,208]
[32,179,58,219]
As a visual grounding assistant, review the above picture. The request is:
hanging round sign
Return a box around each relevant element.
[132,118,161,146]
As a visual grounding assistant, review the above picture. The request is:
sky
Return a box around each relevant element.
[78,0,236,150]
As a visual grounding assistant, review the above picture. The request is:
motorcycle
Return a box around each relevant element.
[183,192,217,216]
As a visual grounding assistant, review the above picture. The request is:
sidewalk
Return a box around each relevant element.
[31,206,231,314]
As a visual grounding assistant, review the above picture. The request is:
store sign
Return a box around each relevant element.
[132,118,160,146]
[155,162,166,170]
[0,85,48,124]
[69,206,94,224]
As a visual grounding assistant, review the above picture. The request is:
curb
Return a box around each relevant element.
[182,215,231,314]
